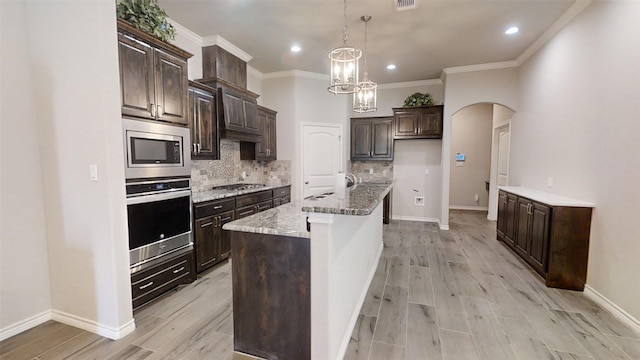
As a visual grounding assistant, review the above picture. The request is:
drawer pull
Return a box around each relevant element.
[214,205,223,209]
[200,221,213,227]
[139,282,154,290]
[172,266,185,274]
[239,210,254,216]
[221,216,231,222]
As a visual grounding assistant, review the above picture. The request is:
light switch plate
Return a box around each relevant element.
[89,164,98,182]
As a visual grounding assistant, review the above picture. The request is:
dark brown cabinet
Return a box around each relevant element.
[256,106,277,161]
[272,186,291,206]
[193,198,236,272]
[496,188,593,290]
[188,82,219,159]
[117,20,191,126]
[235,190,273,219]
[351,117,393,161]
[130,248,195,310]
[392,105,443,139]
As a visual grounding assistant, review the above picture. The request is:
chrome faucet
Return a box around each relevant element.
[345,173,358,187]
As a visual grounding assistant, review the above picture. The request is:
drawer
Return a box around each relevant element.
[131,251,194,309]
[272,186,291,198]
[281,195,290,205]
[194,198,236,218]
[256,199,273,212]
[236,190,272,208]
[235,204,257,219]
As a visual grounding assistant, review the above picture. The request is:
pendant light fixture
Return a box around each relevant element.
[328,0,361,94]
[353,15,377,113]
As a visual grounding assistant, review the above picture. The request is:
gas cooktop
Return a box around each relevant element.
[212,183,266,191]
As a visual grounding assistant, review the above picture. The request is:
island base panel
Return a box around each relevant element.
[231,231,310,360]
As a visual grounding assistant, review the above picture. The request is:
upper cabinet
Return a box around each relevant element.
[351,117,393,161]
[256,106,277,161]
[117,20,191,126]
[188,81,219,160]
[392,105,444,139]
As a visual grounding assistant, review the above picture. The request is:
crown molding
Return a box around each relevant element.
[443,61,519,75]
[167,18,202,47]
[247,65,263,80]
[515,0,592,65]
[262,70,329,80]
[377,79,442,90]
[202,35,252,62]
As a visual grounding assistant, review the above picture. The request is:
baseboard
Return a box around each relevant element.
[51,310,136,340]
[0,310,52,341]
[584,285,640,334]
[449,206,488,211]
[391,215,440,223]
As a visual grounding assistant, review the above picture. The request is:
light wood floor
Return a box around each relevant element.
[2,211,639,360]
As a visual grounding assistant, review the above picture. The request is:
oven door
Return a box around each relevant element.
[126,189,192,267]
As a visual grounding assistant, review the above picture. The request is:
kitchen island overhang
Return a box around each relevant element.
[223,183,393,360]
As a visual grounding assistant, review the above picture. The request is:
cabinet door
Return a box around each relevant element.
[192,89,218,159]
[393,111,419,138]
[528,203,550,273]
[154,49,188,125]
[515,198,531,255]
[351,120,373,159]
[255,110,268,158]
[371,118,393,159]
[195,216,219,272]
[497,191,507,238]
[504,193,518,247]
[221,88,245,130]
[235,204,257,219]
[188,89,198,156]
[219,210,235,260]
[118,33,155,120]
[418,108,443,137]
[266,113,277,159]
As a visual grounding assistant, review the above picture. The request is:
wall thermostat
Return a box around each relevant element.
[456,153,466,161]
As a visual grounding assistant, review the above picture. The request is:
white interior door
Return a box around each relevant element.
[497,126,510,186]
[302,124,342,198]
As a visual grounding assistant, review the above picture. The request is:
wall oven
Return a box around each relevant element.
[126,177,192,271]
[123,118,191,180]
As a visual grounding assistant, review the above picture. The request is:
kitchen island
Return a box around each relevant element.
[223,182,392,360]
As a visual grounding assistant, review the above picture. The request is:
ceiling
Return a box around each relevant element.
[158,0,576,84]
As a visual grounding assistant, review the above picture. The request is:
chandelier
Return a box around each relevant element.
[328,0,361,94]
[353,15,377,112]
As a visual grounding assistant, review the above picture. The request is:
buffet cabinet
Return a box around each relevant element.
[497,189,593,290]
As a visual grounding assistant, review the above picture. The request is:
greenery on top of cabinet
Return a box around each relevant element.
[116,0,176,42]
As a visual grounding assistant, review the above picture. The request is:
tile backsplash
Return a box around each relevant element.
[350,160,394,182]
[191,140,291,193]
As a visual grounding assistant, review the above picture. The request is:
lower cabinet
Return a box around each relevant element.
[272,185,291,207]
[235,190,273,220]
[131,248,196,310]
[193,198,236,273]
[496,189,593,290]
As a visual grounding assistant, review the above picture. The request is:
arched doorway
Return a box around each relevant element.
[449,103,514,221]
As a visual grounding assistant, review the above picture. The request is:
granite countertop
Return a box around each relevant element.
[222,182,393,238]
[301,182,393,215]
[498,186,595,207]
[192,184,290,204]
[222,201,310,238]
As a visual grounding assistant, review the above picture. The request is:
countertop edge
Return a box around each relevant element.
[301,183,393,215]
[498,186,595,207]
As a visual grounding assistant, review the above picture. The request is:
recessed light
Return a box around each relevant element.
[290,45,301,53]
[387,64,396,70]
[505,26,519,35]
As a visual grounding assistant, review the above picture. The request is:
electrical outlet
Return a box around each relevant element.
[474,193,479,202]
[369,168,374,174]
[547,177,554,188]
[414,196,425,207]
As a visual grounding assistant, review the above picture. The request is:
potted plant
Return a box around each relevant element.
[402,92,434,107]
[116,0,176,42]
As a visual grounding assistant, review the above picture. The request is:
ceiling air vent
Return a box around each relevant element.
[396,0,417,12]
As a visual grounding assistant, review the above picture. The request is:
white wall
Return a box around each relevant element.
[450,104,493,209]
[0,1,52,336]
[511,1,640,323]
[0,1,134,339]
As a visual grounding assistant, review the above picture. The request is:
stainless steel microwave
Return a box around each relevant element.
[123,118,191,180]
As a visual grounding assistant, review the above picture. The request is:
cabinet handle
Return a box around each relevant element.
[150,103,156,117]
[213,205,223,209]
[197,143,201,153]
[139,282,154,290]
[239,210,254,216]
[157,104,163,117]
[193,143,197,153]
[172,267,185,274]
[221,216,231,222]
[200,221,213,227]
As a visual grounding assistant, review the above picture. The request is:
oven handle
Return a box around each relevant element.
[126,189,191,205]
